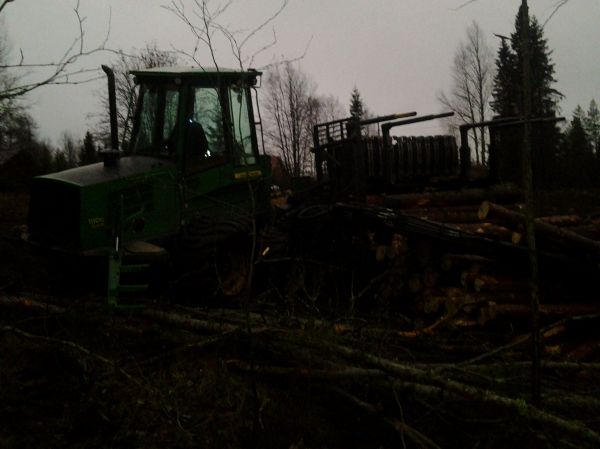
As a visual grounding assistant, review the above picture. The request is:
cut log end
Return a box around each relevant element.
[478,201,492,221]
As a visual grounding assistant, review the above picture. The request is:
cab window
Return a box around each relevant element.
[133,84,180,157]
[163,90,179,143]
[229,87,256,165]
[185,87,226,171]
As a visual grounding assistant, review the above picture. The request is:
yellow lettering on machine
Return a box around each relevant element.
[234,170,262,180]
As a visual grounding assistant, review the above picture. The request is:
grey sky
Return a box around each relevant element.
[3,0,600,144]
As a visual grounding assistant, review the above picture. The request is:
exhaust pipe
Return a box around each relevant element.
[101,65,120,167]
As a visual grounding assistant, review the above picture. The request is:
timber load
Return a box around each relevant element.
[286,185,600,329]
[421,193,597,321]
[306,110,598,328]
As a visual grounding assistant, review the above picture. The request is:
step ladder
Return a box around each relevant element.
[107,241,168,309]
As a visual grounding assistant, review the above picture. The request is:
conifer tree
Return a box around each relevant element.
[566,116,591,155]
[572,105,586,122]
[491,7,562,118]
[491,38,518,117]
[560,111,595,186]
[512,8,562,116]
[349,87,364,121]
[490,6,562,188]
[79,131,97,166]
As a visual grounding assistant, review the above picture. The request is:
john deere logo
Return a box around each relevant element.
[88,217,105,229]
[234,170,262,180]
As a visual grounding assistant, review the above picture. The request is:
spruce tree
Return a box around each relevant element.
[79,131,97,166]
[566,115,591,156]
[560,112,594,186]
[349,87,364,121]
[491,38,518,117]
[490,6,562,188]
[510,8,562,117]
[573,105,586,122]
[492,8,561,118]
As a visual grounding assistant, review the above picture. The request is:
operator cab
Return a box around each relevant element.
[129,67,262,173]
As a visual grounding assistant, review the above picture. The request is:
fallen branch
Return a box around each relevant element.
[0,325,136,383]
[142,308,242,333]
[480,303,600,322]
[233,359,600,447]
[227,362,387,381]
[332,387,443,449]
[131,332,238,369]
[457,314,600,365]
[300,340,600,445]
[0,295,66,314]
[326,297,489,339]
[425,361,600,373]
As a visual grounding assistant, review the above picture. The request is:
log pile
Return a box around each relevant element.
[365,186,600,329]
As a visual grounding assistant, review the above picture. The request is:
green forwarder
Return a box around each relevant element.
[27,67,272,306]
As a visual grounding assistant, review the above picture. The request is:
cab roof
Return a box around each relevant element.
[130,66,262,80]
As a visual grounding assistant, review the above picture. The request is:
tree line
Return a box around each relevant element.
[0,26,365,187]
[0,24,102,178]
[440,4,599,189]
[1,1,596,191]
[0,25,103,187]
[0,0,360,186]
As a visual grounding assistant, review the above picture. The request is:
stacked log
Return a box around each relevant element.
[366,187,600,328]
[451,222,522,244]
[478,201,600,258]
[401,205,481,224]
[378,186,600,324]
[383,184,521,209]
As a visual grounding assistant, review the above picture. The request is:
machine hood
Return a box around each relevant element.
[38,156,176,188]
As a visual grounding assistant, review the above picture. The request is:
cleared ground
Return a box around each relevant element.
[1,191,600,449]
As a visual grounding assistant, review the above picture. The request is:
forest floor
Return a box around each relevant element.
[1,191,600,449]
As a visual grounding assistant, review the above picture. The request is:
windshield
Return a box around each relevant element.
[133,84,180,157]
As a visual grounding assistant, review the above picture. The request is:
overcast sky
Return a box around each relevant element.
[3,0,600,144]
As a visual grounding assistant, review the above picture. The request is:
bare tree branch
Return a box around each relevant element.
[453,0,571,27]
[543,0,570,27]
[238,0,288,52]
[452,0,480,10]
[0,0,15,16]
[93,43,179,150]
[0,0,119,100]
[257,35,313,70]
[165,0,304,71]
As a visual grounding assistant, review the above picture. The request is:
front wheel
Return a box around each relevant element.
[170,217,253,303]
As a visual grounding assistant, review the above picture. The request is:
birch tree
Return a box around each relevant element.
[263,63,340,178]
[438,22,495,165]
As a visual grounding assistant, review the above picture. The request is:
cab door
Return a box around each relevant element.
[181,84,237,222]
[181,82,268,224]
[227,85,270,213]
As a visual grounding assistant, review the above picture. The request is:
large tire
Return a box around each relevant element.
[170,216,253,303]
